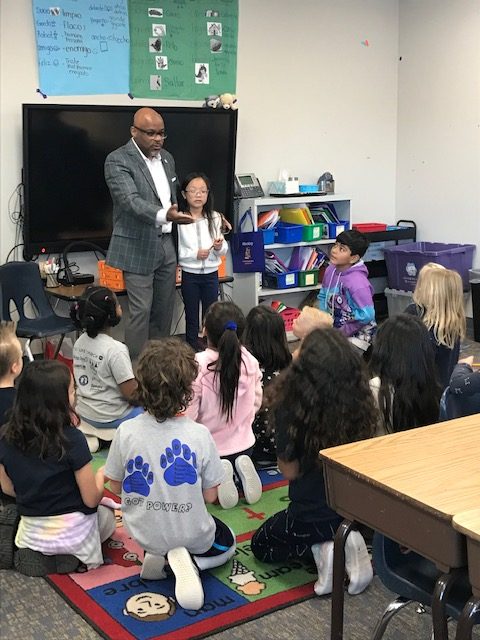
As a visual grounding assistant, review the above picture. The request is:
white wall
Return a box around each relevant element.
[0,0,400,262]
[396,0,480,252]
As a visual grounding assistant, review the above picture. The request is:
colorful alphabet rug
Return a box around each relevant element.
[46,468,317,640]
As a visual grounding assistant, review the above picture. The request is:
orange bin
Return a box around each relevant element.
[98,260,125,290]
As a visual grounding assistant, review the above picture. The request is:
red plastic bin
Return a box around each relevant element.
[279,307,301,332]
[353,223,387,233]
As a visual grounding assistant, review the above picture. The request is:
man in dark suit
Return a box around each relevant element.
[105,107,193,360]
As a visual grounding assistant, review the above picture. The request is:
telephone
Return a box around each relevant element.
[234,173,264,199]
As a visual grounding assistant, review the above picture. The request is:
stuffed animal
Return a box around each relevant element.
[219,93,238,110]
[203,94,220,109]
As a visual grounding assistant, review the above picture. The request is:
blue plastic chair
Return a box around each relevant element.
[0,261,75,361]
[371,533,476,639]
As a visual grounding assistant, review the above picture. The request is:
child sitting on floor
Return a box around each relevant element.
[185,301,263,509]
[0,360,114,577]
[104,338,236,611]
[71,285,142,452]
[291,305,333,359]
[251,328,378,597]
[318,229,376,354]
[0,321,23,569]
[243,305,291,468]
[405,263,466,388]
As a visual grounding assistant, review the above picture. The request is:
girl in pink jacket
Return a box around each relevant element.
[186,301,263,509]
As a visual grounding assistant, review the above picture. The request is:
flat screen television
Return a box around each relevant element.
[22,104,238,259]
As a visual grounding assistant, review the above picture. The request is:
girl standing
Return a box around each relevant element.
[243,305,291,468]
[0,361,114,577]
[251,328,378,597]
[185,301,263,509]
[177,172,228,351]
[71,285,141,452]
[405,263,466,388]
[369,314,442,434]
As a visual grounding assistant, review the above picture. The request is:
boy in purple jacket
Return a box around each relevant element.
[317,230,376,354]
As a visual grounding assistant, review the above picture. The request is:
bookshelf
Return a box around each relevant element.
[232,194,352,314]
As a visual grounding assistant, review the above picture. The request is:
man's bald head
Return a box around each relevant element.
[131,108,166,158]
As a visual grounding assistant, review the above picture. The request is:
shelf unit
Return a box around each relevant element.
[232,194,351,314]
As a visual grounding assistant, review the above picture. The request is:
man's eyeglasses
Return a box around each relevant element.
[133,125,167,139]
[185,189,209,195]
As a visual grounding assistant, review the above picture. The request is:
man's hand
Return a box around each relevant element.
[213,237,224,251]
[166,204,194,224]
[197,248,211,260]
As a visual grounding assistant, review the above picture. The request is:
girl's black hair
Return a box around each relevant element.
[265,328,378,473]
[369,313,442,432]
[243,305,291,372]
[70,285,119,338]
[204,301,246,421]
[178,172,216,238]
[0,360,75,460]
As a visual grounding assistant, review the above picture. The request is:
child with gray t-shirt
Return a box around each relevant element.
[105,338,235,611]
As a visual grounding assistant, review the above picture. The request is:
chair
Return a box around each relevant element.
[0,261,76,361]
[371,533,477,640]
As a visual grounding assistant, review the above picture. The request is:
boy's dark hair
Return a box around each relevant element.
[133,338,198,422]
[0,321,20,379]
[336,229,370,259]
[70,285,120,339]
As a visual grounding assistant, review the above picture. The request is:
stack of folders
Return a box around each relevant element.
[309,202,340,224]
[278,207,314,225]
[265,247,327,275]
[258,208,280,229]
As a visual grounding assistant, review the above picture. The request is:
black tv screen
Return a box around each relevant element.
[22,104,237,259]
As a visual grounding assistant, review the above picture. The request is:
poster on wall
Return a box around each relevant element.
[32,0,130,95]
[128,0,238,99]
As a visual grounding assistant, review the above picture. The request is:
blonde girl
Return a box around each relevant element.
[405,263,466,387]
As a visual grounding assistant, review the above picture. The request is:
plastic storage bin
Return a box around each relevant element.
[274,222,304,244]
[353,223,387,233]
[384,287,414,317]
[98,260,125,289]
[262,228,275,245]
[384,242,475,292]
[302,223,327,242]
[327,221,350,239]
[263,271,298,289]
[279,306,301,331]
[298,269,319,287]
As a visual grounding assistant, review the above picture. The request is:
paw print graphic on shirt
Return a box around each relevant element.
[160,439,198,487]
[123,456,154,496]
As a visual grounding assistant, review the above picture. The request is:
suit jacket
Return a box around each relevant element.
[105,139,178,275]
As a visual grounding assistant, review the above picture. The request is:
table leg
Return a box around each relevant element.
[331,519,355,640]
[455,597,480,640]
[432,570,462,640]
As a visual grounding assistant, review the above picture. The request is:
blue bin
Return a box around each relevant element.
[263,271,298,289]
[262,228,275,245]
[326,221,350,239]
[274,222,304,244]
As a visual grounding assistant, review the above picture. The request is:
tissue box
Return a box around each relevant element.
[268,179,300,195]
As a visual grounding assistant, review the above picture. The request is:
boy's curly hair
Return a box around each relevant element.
[133,338,198,422]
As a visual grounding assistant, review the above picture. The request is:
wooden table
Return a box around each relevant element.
[320,416,480,640]
[45,276,234,302]
[452,509,480,639]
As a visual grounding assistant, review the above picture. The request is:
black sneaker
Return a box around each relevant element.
[0,503,19,570]
[14,548,79,577]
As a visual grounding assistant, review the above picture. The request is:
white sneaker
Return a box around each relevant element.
[85,435,100,453]
[311,541,334,596]
[218,459,239,509]
[345,531,373,595]
[141,552,167,580]
[167,547,204,610]
[235,455,262,505]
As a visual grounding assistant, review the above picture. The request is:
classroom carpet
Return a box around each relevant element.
[46,465,317,640]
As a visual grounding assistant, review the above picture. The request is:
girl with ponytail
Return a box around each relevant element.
[186,301,263,509]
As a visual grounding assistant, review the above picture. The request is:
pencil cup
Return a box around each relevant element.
[45,273,59,288]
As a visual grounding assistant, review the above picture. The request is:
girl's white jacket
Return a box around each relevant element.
[178,211,228,274]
